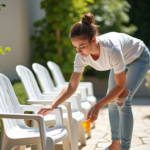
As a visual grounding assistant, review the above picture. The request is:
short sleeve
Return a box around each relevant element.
[110,46,125,74]
[73,54,87,72]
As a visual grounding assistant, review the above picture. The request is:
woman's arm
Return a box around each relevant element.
[38,72,83,116]
[51,72,83,107]
[87,71,126,122]
[97,70,126,108]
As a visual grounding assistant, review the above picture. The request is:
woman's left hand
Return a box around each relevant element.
[87,104,100,123]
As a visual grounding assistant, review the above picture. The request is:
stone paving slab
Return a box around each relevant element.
[19,101,150,150]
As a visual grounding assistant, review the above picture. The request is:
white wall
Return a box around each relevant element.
[26,0,45,36]
[0,0,45,80]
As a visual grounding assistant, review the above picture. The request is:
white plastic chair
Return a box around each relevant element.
[32,63,92,117]
[16,65,86,150]
[32,63,92,137]
[47,61,97,107]
[0,73,70,150]
[47,61,96,127]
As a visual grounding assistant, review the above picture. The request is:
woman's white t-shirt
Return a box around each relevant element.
[73,32,145,74]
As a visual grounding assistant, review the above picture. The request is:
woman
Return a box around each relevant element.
[38,12,150,150]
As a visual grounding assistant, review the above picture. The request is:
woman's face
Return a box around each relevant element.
[71,37,95,57]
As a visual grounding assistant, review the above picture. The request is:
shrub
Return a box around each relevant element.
[85,0,137,79]
[31,0,94,81]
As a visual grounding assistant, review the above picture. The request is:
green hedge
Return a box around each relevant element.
[126,0,150,46]
[31,0,94,81]
[31,0,137,80]
[85,0,137,79]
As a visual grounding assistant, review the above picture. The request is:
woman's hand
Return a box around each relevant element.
[87,104,100,123]
[37,105,54,116]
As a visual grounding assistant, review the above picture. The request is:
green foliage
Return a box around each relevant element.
[31,0,137,80]
[31,0,94,81]
[12,80,28,105]
[85,0,137,79]
[0,46,11,55]
[89,0,137,35]
[126,0,150,46]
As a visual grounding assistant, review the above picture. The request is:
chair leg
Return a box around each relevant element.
[65,118,78,150]
[46,137,54,150]
[62,137,70,150]
[78,123,86,146]
[72,119,79,150]
[64,123,71,144]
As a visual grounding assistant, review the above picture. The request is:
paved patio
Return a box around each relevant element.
[25,97,150,150]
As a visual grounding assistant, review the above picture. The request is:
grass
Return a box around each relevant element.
[11,79,28,105]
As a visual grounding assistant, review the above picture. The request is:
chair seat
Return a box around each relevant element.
[7,126,67,144]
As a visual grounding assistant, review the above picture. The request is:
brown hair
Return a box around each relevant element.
[69,12,99,42]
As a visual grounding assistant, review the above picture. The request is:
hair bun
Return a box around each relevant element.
[81,12,95,26]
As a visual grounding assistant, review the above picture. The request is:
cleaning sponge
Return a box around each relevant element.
[81,118,91,135]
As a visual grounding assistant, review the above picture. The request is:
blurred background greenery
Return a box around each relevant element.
[31,0,150,81]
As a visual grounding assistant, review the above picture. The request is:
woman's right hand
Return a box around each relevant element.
[37,105,54,116]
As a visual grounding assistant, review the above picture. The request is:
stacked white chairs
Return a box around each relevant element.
[32,63,93,137]
[16,65,86,150]
[47,61,97,108]
[47,61,97,127]
[0,73,70,150]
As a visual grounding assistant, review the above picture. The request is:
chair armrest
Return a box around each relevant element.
[0,112,47,145]
[41,92,82,112]
[19,106,64,128]
[27,99,73,124]
[0,112,43,121]
[41,92,81,112]
[20,105,47,112]
[0,107,63,149]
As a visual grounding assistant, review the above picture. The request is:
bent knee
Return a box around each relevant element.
[117,89,131,108]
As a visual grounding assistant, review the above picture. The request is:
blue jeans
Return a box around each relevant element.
[107,46,150,150]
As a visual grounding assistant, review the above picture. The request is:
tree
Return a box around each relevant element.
[31,0,94,81]
[85,0,137,79]
[126,0,150,46]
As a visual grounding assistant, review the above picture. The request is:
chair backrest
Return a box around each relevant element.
[47,61,66,86]
[32,63,55,93]
[16,65,42,100]
[0,73,25,131]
